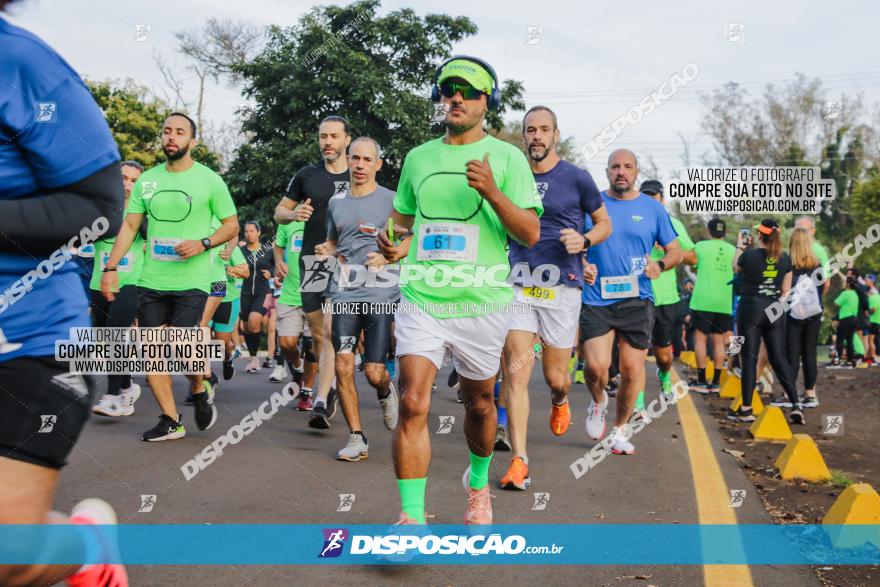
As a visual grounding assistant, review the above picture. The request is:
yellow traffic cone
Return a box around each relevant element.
[730,387,764,415]
[749,406,792,441]
[822,484,880,548]
[774,434,831,479]
[719,373,740,398]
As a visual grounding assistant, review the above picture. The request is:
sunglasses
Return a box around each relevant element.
[439,80,485,101]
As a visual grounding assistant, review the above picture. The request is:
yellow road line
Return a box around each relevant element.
[670,366,754,587]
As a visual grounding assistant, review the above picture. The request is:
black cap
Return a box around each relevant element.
[707,217,726,238]
[640,180,663,196]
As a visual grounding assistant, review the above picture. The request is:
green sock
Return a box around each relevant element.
[468,452,493,490]
[397,478,427,523]
[658,369,671,383]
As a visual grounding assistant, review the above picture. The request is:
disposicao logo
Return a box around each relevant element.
[319,528,348,558]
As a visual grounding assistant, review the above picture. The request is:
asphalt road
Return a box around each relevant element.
[55,358,820,586]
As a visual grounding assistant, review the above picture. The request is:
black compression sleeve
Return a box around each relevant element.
[0,163,124,256]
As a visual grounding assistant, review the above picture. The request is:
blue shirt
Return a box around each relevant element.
[508,160,602,287]
[0,17,120,361]
[582,192,678,306]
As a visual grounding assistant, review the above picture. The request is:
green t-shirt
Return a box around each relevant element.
[835,289,859,319]
[650,217,694,306]
[393,135,542,318]
[813,241,830,269]
[275,221,305,307]
[690,238,736,314]
[127,162,237,293]
[868,293,880,325]
[222,246,247,302]
[89,234,145,291]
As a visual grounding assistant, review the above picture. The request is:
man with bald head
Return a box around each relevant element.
[314,136,399,462]
[579,149,683,455]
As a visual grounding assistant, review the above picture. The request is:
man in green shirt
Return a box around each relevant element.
[102,113,239,442]
[866,274,879,364]
[832,279,860,367]
[687,218,736,392]
[642,180,696,402]
[274,220,308,406]
[377,56,541,527]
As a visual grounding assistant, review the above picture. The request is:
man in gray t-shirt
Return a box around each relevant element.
[326,184,399,303]
[314,137,399,463]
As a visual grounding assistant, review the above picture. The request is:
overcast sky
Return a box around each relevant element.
[6,0,877,181]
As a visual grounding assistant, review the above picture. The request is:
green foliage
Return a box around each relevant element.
[86,79,224,173]
[87,80,167,168]
[225,0,525,227]
[849,173,880,270]
[829,470,854,489]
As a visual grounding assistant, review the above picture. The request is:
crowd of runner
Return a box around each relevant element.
[2,9,879,585]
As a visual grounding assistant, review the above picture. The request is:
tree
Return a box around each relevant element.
[87,80,168,168]
[849,172,880,270]
[225,0,526,226]
[87,79,223,172]
[153,18,264,169]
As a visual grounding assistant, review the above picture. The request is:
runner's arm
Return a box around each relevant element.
[274,196,298,224]
[0,163,123,255]
[273,245,288,281]
[208,215,241,249]
[104,212,143,269]
[781,271,793,296]
[584,205,611,248]
[682,250,697,265]
[227,262,249,279]
[378,210,415,262]
[647,239,683,278]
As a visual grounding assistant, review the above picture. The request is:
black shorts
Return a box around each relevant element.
[239,293,268,320]
[579,298,654,350]
[0,358,94,469]
[869,323,880,338]
[299,255,332,314]
[652,303,679,347]
[137,287,208,328]
[331,301,393,363]
[213,300,233,325]
[692,310,732,334]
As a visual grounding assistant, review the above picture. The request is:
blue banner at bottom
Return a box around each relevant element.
[1,524,878,565]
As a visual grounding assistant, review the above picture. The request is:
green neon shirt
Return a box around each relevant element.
[650,217,694,306]
[690,239,736,314]
[275,221,305,307]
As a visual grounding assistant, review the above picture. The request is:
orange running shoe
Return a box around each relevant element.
[549,400,571,436]
[499,456,531,490]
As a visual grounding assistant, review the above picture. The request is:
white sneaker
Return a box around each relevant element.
[379,381,399,430]
[609,426,635,455]
[269,364,288,382]
[585,391,608,440]
[92,394,123,417]
[336,433,369,461]
[246,357,260,373]
[117,383,141,416]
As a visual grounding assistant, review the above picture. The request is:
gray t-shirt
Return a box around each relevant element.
[326,185,399,302]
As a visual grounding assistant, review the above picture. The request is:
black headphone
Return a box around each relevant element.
[431,55,501,111]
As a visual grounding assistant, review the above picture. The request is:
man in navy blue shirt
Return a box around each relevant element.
[0,4,129,585]
[580,149,682,455]
[499,106,611,490]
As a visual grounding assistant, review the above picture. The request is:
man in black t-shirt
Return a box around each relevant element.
[274,115,351,427]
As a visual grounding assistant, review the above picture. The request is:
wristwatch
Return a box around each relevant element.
[201,238,212,250]
[102,266,117,273]
[582,236,592,252]
[657,259,666,271]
